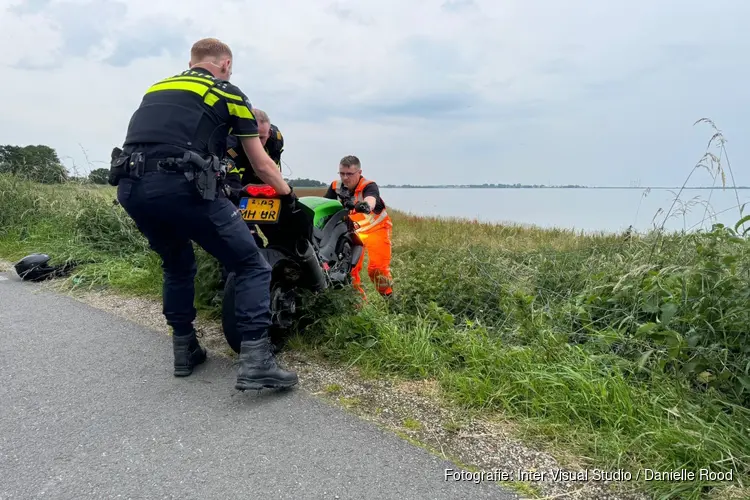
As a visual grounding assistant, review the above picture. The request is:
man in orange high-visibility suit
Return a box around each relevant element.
[323,155,393,298]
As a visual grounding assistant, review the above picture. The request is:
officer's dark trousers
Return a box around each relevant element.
[116,171,272,341]
[218,226,263,287]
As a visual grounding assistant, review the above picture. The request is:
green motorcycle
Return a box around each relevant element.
[221,184,365,353]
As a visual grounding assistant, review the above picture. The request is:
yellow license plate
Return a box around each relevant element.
[239,198,281,223]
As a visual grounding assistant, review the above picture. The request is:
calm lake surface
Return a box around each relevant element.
[378,188,750,234]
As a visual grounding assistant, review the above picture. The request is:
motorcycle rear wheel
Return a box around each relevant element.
[221,271,294,354]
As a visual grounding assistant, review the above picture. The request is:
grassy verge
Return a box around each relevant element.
[2,126,749,499]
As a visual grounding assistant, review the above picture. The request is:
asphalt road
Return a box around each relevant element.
[0,270,515,499]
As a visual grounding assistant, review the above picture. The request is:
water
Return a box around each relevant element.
[378,188,750,234]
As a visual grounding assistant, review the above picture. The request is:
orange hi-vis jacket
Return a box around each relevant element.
[332,179,390,234]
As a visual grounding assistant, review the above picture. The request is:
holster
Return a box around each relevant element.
[107,147,145,186]
[107,147,129,186]
[176,151,228,201]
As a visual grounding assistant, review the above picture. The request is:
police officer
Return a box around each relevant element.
[225,108,283,179]
[112,37,298,391]
[225,108,284,185]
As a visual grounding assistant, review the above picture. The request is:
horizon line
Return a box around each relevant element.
[374,185,750,190]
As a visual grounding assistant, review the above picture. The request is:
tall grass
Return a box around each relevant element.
[1,121,748,499]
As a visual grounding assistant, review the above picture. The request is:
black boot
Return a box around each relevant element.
[173,330,207,377]
[235,336,298,390]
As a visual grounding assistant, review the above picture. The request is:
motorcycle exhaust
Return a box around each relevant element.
[294,238,328,292]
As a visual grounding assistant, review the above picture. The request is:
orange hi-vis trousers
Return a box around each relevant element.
[352,216,393,297]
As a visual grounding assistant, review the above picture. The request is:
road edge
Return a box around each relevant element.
[0,259,649,500]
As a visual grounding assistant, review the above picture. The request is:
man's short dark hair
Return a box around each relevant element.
[339,155,361,169]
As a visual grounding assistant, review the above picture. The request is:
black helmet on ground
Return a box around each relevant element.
[14,253,77,282]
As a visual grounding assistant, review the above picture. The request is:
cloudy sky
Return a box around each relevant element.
[1,0,748,187]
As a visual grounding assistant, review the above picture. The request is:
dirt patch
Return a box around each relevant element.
[6,271,651,500]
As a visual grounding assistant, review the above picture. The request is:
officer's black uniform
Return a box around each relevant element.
[224,124,283,247]
[225,123,284,187]
[114,67,297,389]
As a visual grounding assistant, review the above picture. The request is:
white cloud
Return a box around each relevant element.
[1,0,748,187]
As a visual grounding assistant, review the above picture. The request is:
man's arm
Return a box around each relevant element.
[323,184,336,199]
[223,86,291,196]
[361,183,379,210]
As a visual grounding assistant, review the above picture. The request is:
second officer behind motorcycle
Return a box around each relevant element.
[224,108,285,246]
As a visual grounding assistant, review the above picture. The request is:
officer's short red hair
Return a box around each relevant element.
[190,38,233,62]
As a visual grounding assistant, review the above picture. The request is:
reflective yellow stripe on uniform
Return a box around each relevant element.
[211,88,245,102]
[146,80,211,96]
[227,103,253,119]
[203,93,219,105]
[145,74,253,117]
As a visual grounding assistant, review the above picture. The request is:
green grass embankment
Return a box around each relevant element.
[1,172,748,500]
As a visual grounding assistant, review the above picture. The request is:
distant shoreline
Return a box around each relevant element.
[379,185,750,190]
[292,183,750,191]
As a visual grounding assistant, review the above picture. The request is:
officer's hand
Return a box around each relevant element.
[343,198,355,210]
[354,201,371,214]
[280,185,298,208]
[223,185,243,203]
